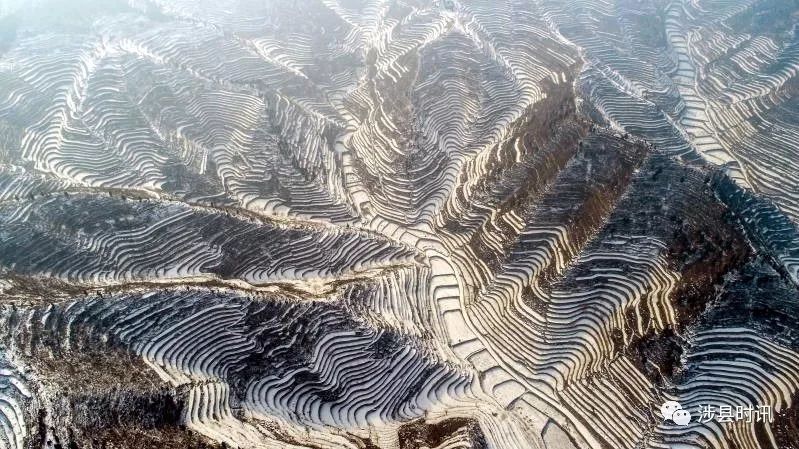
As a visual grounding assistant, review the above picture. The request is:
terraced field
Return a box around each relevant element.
[0,0,798,448]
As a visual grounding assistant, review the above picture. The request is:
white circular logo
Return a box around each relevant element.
[661,401,681,420]
[660,401,691,426]
[673,409,692,426]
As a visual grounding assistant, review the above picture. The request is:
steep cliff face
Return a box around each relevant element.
[398,417,487,449]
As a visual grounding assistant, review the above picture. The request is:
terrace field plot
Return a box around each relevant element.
[0,1,798,449]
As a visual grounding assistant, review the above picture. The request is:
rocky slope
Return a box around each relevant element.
[0,1,798,449]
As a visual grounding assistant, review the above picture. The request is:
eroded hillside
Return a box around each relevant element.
[0,1,798,449]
